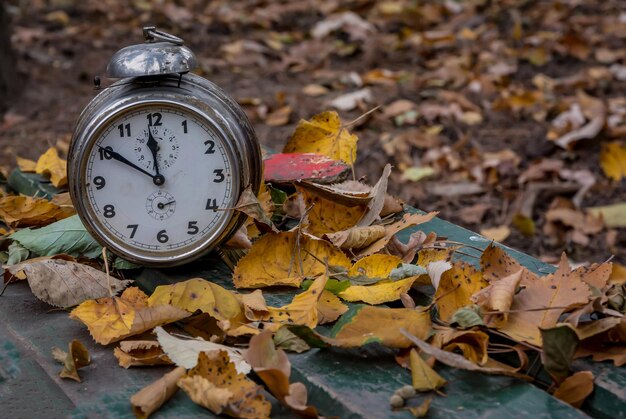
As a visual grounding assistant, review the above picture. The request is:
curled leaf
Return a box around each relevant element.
[131,367,186,419]
[52,339,91,382]
[113,340,172,368]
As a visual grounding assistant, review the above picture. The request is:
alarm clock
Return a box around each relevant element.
[68,27,262,267]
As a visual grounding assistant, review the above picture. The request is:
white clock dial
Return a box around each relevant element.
[84,106,234,253]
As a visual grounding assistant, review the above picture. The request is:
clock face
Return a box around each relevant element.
[83,105,235,256]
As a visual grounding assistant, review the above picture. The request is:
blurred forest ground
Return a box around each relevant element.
[1,0,625,266]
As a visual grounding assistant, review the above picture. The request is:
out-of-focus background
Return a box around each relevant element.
[1,0,625,265]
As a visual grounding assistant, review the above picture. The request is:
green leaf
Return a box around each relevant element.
[112,257,140,270]
[10,215,102,259]
[7,242,30,265]
[389,264,427,281]
[449,305,485,328]
[540,324,580,384]
[273,326,311,353]
[301,277,350,294]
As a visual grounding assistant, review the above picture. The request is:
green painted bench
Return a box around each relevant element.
[1,170,624,418]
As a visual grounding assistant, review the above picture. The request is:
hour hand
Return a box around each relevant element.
[98,146,162,185]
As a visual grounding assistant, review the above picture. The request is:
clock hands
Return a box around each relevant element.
[147,128,165,186]
[157,200,175,210]
[97,146,163,185]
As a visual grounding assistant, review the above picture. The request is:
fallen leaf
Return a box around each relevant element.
[348,254,401,279]
[435,262,488,322]
[553,371,594,408]
[179,351,270,419]
[148,278,244,326]
[409,348,446,392]
[6,242,29,265]
[0,195,74,227]
[70,287,190,345]
[357,164,393,227]
[328,88,372,111]
[540,324,580,384]
[600,141,626,181]
[356,212,438,258]
[588,203,626,227]
[113,340,172,368]
[553,92,605,149]
[235,186,278,233]
[131,367,186,419]
[35,147,67,187]
[479,226,511,242]
[154,326,250,374]
[265,105,292,126]
[9,215,102,258]
[338,276,417,305]
[5,258,131,308]
[283,110,359,164]
[16,156,37,172]
[317,290,348,324]
[471,269,523,327]
[274,327,311,353]
[233,231,350,288]
[400,329,532,381]
[500,254,592,346]
[245,331,319,416]
[325,225,386,249]
[52,339,91,382]
[480,244,537,284]
[263,275,328,328]
[431,328,490,365]
[449,305,485,329]
[298,186,366,236]
[408,397,432,417]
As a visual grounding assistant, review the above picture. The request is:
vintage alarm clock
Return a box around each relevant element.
[68,27,262,267]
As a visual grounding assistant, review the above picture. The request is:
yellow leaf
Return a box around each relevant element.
[435,262,488,322]
[70,287,190,345]
[233,232,350,288]
[16,156,37,172]
[409,348,447,392]
[264,275,328,328]
[472,269,523,327]
[148,278,244,325]
[479,225,511,242]
[339,276,416,305]
[333,306,431,348]
[553,371,594,408]
[512,213,535,236]
[283,110,359,164]
[500,254,591,346]
[480,244,537,285]
[0,195,75,227]
[348,254,401,278]
[610,263,626,285]
[35,147,67,187]
[317,290,348,324]
[180,351,270,419]
[325,225,386,249]
[299,186,366,236]
[600,142,626,181]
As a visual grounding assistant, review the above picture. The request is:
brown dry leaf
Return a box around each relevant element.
[148,278,245,327]
[245,331,319,417]
[51,339,91,382]
[500,254,592,346]
[600,141,626,181]
[480,244,538,285]
[356,163,392,227]
[479,226,511,242]
[242,289,269,320]
[16,156,37,172]
[235,185,278,233]
[356,212,438,258]
[5,258,131,308]
[0,195,75,227]
[35,147,67,187]
[262,275,328,328]
[570,263,612,290]
[408,398,432,418]
[435,262,488,322]
[553,371,594,408]
[113,340,172,368]
[70,287,191,345]
[471,269,523,327]
[575,341,626,367]
[401,329,532,381]
[409,348,447,392]
[553,92,605,149]
[325,225,386,249]
[283,110,359,164]
[131,367,186,419]
[265,105,292,126]
[431,328,490,365]
[317,290,348,324]
[298,186,366,236]
[179,351,270,419]
[233,231,350,288]
[339,277,417,305]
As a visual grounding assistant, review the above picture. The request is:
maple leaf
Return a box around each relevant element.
[70,287,190,345]
[283,110,359,164]
[499,254,591,346]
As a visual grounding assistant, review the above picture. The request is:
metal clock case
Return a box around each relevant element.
[68,28,262,267]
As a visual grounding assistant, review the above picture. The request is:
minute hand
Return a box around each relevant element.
[98,146,156,179]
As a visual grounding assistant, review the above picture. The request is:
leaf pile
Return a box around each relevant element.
[2,112,624,417]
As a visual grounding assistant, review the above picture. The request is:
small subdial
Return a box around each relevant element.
[134,127,180,170]
[146,190,176,220]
